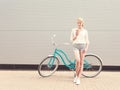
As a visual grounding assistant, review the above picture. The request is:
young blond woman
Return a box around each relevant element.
[70,17,89,85]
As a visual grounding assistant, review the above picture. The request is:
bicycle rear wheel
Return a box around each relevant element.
[38,56,59,77]
[82,54,102,78]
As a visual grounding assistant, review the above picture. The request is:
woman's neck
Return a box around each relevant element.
[78,26,83,29]
[77,26,83,31]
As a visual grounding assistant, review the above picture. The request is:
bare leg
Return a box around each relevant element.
[74,50,80,77]
[76,60,80,77]
[78,50,86,78]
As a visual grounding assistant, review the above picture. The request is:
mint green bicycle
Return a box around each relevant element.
[38,35,102,78]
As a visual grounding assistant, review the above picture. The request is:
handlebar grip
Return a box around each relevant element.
[63,43,70,45]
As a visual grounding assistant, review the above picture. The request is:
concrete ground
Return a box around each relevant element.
[0,70,120,90]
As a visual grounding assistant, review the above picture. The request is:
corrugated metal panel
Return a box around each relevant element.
[0,0,120,65]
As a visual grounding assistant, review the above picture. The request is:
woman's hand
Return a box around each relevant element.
[83,44,89,54]
[73,30,79,41]
[73,36,77,41]
[82,49,87,54]
[82,50,86,54]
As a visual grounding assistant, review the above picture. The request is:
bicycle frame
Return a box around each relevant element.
[48,48,91,70]
[53,48,76,69]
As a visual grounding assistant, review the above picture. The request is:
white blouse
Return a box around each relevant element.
[70,28,89,44]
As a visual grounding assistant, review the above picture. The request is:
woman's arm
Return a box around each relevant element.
[70,29,77,42]
[84,31,90,53]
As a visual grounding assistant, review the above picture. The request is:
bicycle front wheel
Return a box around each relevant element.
[38,56,59,77]
[82,54,102,78]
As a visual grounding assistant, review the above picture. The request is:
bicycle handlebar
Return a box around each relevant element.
[51,34,70,46]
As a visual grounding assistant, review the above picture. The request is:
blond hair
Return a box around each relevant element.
[77,17,84,27]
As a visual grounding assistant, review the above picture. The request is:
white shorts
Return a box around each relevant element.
[73,43,86,51]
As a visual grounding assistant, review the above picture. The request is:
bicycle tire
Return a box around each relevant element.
[82,54,102,78]
[38,55,59,77]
